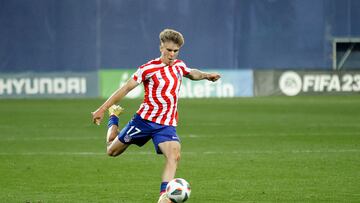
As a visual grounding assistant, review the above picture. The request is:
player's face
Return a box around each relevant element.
[160,41,180,66]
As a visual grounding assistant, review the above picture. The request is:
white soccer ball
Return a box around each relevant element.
[166,178,191,203]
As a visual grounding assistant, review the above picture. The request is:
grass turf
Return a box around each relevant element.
[0,96,359,202]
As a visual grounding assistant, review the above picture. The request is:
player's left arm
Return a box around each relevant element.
[185,69,221,82]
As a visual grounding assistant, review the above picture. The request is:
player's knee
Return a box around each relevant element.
[167,151,181,163]
[106,140,128,157]
[173,147,181,162]
[106,148,119,157]
[106,150,116,157]
[175,152,181,162]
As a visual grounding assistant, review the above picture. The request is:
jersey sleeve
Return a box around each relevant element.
[132,67,143,84]
[178,61,193,76]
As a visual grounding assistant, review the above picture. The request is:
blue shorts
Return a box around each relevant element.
[118,114,180,154]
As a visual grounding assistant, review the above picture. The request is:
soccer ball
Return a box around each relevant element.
[166,178,191,203]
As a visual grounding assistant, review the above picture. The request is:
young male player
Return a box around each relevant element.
[91,29,221,203]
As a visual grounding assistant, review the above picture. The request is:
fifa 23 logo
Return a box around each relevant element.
[279,71,360,96]
[279,72,302,96]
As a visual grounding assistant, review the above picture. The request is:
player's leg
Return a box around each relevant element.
[159,141,181,195]
[106,105,129,157]
[157,141,181,203]
[159,141,181,183]
[106,124,118,146]
[151,125,180,197]
[107,138,129,157]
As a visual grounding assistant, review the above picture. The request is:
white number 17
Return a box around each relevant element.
[126,126,141,137]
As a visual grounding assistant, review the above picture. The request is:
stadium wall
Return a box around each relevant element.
[1,0,360,73]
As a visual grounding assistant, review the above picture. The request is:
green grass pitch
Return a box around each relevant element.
[0,96,359,202]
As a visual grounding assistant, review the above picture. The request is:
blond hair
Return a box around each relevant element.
[159,29,185,47]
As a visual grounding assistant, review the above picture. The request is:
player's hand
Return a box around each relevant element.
[207,73,221,82]
[91,108,105,126]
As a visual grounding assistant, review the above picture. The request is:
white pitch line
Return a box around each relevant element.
[0,152,104,156]
[0,137,102,141]
[181,132,360,138]
[0,149,359,156]
[203,149,360,154]
[1,132,359,141]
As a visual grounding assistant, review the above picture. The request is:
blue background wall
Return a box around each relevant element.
[0,0,359,72]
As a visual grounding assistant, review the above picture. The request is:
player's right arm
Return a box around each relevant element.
[92,78,139,125]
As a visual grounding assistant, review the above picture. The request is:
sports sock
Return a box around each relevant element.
[160,181,168,194]
[107,115,119,128]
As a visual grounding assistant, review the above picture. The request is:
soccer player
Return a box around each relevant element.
[91,28,221,203]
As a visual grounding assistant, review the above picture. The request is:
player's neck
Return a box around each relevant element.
[160,57,175,66]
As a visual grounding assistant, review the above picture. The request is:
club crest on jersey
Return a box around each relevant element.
[124,134,132,142]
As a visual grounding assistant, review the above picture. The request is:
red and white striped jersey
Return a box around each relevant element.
[132,58,192,126]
